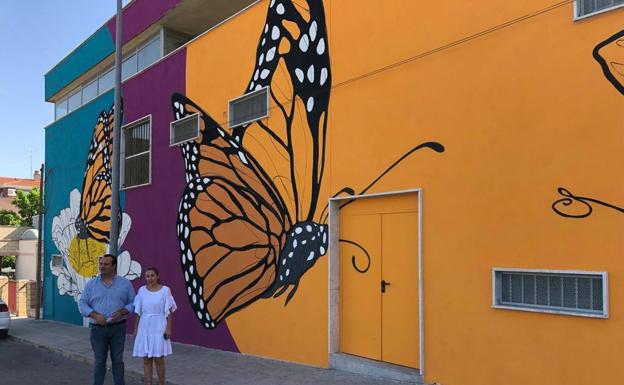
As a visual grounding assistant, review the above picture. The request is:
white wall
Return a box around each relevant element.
[16,239,37,280]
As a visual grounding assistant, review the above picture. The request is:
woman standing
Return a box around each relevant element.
[132,267,176,385]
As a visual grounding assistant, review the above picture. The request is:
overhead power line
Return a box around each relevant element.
[332,0,575,90]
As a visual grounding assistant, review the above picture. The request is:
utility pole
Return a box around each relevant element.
[109,0,122,256]
[35,164,44,320]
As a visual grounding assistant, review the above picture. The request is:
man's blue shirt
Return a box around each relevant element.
[79,275,135,323]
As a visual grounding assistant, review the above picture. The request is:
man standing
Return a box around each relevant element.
[79,254,136,385]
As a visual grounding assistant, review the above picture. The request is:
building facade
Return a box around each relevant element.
[0,171,40,212]
[43,1,624,384]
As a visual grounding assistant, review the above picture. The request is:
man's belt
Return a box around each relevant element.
[91,319,126,327]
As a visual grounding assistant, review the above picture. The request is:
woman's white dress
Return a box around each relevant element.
[132,285,177,358]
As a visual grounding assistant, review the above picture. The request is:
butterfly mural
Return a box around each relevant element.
[172,0,444,329]
[50,103,141,303]
[75,105,117,242]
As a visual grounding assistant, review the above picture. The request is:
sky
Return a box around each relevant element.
[0,1,130,179]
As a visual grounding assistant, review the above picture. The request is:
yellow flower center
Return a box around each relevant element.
[68,236,107,277]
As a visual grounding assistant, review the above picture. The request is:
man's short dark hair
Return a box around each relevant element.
[101,254,117,266]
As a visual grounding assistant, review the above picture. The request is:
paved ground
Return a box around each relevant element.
[0,338,144,385]
[9,318,418,385]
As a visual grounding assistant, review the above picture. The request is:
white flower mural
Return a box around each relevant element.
[50,189,141,302]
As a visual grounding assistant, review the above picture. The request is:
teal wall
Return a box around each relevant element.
[45,26,114,101]
[43,91,114,324]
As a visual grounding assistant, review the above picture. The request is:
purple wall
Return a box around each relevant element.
[107,0,181,45]
[121,48,238,352]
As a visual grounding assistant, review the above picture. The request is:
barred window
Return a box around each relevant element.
[576,0,624,18]
[122,117,151,189]
[493,269,608,318]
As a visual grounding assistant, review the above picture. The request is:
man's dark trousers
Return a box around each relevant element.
[89,321,126,385]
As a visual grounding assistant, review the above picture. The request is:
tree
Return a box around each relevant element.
[0,256,16,270]
[12,188,40,227]
[0,210,21,226]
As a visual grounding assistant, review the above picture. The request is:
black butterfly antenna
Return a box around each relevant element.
[320,141,445,223]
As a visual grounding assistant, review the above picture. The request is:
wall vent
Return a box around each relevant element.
[51,254,63,268]
[170,113,200,146]
[493,268,608,318]
[229,86,269,128]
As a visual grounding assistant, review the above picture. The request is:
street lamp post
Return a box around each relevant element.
[35,164,44,320]
[109,0,122,256]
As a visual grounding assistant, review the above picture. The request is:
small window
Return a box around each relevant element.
[55,98,68,119]
[99,69,114,93]
[82,79,98,104]
[493,269,608,318]
[138,35,162,72]
[576,0,624,18]
[122,117,151,189]
[170,113,200,146]
[122,54,138,81]
[67,89,82,113]
[51,29,169,122]
[51,254,63,268]
[229,86,269,128]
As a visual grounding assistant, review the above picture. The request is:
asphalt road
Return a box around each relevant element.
[0,338,145,385]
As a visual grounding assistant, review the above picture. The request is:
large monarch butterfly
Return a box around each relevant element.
[173,0,444,329]
[75,105,119,243]
[174,0,331,329]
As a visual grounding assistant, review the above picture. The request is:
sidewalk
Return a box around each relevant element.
[9,318,416,385]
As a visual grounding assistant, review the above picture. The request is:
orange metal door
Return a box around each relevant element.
[381,211,420,368]
[340,213,382,360]
[339,193,420,368]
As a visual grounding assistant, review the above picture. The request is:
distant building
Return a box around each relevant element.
[0,171,40,212]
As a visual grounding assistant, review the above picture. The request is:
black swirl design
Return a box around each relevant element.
[339,239,371,273]
[552,187,624,218]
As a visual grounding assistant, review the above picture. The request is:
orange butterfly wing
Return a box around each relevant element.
[232,0,331,224]
[76,106,115,243]
[173,94,290,327]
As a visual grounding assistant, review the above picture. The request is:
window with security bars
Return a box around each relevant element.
[493,269,608,317]
[170,113,200,146]
[122,118,151,189]
[229,86,269,128]
[577,0,624,17]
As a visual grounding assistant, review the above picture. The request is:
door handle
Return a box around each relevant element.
[381,280,391,293]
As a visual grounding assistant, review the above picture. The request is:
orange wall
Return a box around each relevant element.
[186,1,624,383]
[330,2,624,384]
